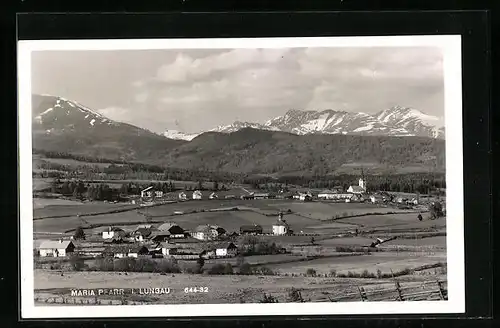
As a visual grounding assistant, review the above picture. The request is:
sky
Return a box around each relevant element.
[31,47,444,134]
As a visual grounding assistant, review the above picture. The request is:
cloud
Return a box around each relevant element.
[34,47,444,134]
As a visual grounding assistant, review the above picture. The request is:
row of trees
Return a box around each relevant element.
[243,173,446,194]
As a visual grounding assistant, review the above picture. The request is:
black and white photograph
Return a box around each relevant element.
[18,36,464,318]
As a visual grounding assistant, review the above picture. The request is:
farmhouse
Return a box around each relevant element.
[149,231,171,243]
[38,240,75,257]
[209,192,218,199]
[213,242,238,257]
[103,245,149,258]
[191,225,221,241]
[157,222,185,238]
[178,192,188,200]
[298,192,313,201]
[160,242,178,256]
[370,194,385,203]
[240,224,263,235]
[134,227,154,241]
[192,190,203,200]
[317,190,337,200]
[141,186,163,199]
[102,227,125,240]
[254,192,276,199]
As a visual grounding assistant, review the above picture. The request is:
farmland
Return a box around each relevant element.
[32,194,447,304]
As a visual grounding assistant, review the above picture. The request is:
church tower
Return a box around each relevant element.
[359,168,366,190]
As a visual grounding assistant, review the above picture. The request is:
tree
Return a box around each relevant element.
[429,202,444,219]
[310,237,315,245]
[213,181,219,191]
[197,180,203,190]
[196,256,205,273]
[74,226,86,240]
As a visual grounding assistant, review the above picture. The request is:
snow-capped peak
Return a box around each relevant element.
[163,129,199,141]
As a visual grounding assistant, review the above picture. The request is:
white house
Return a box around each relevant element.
[178,192,187,200]
[298,192,313,201]
[102,227,125,240]
[38,240,75,257]
[141,186,163,199]
[191,225,221,241]
[209,192,218,199]
[160,243,178,256]
[192,190,203,200]
[104,245,149,258]
[214,242,238,257]
[317,190,337,200]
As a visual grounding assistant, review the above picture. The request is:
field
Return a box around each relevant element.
[32,196,448,304]
[34,269,446,304]
[266,251,446,275]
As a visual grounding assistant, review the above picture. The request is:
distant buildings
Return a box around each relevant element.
[191,225,222,241]
[298,192,313,201]
[141,186,163,199]
[240,224,263,235]
[317,190,337,200]
[102,227,125,240]
[103,245,149,258]
[178,192,187,200]
[192,190,202,200]
[38,240,75,257]
[209,192,218,199]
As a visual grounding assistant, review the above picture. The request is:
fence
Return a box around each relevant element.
[316,279,448,302]
[34,296,147,305]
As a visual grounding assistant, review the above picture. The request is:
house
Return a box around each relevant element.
[349,194,364,202]
[298,192,313,201]
[149,231,171,243]
[254,193,270,199]
[134,227,153,242]
[103,245,149,258]
[213,242,238,257]
[141,186,163,199]
[160,242,178,256]
[38,240,75,257]
[136,224,153,230]
[318,190,337,200]
[102,227,125,239]
[209,192,218,199]
[192,190,203,200]
[240,224,263,235]
[272,217,290,235]
[157,222,185,238]
[178,192,188,201]
[241,194,255,200]
[370,194,385,204]
[347,178,367,194]
[191,225,221,241]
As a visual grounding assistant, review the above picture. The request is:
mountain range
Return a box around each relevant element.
[164,107,445,141]
[31,94,446,174]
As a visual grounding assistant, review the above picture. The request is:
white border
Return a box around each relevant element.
[18,35,464,318]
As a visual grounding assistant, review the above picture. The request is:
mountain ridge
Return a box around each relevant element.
[164,107,445,140]
[30,94,446,175]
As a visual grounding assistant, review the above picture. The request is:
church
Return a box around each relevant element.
[347,178,367,194]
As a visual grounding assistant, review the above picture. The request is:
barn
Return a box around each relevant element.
[38,240,75,257]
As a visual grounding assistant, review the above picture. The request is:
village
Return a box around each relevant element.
[34,176,445,264]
